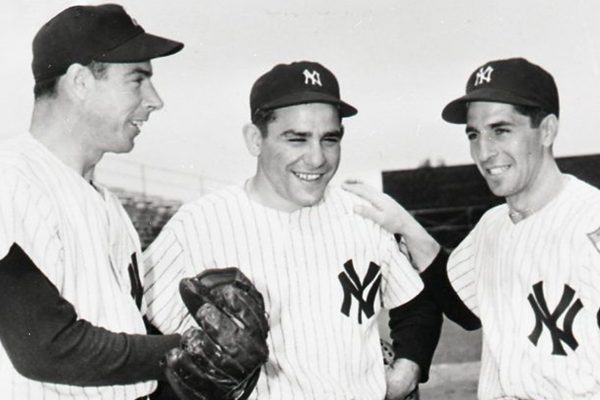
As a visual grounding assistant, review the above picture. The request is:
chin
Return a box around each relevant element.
[296,192,325,207]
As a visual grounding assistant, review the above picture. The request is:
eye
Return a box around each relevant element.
[466,131,478,141]
[494,128,510,136]
[323,136,341,144]
[287,136,306,143]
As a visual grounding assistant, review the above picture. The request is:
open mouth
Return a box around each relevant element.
[130,120,145,130]
[293,172,323,182]
[486,165,510,176]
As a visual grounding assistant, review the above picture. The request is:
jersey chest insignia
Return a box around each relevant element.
[527,281,583,356]
[338,259,381,324]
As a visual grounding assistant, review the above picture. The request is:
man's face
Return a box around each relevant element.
[253,102,343,212]
[466,101,549,203]
[83,61,163,154]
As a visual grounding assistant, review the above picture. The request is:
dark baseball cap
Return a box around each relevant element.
[32,4,184,82]
[442,57,559,124]
[250,61,358,119]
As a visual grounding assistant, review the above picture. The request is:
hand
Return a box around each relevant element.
[385,358,420,400]
[342,180,440,271]
[342,180,414,235]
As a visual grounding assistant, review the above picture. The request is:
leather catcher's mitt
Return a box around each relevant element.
[165,267,269,400]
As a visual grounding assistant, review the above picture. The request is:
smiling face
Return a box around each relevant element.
[465,101,556,205]
[249,102,343,212]
[82,61,163,155]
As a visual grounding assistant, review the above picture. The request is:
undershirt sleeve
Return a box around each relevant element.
[420,249,481,330]
[0,243,180,386]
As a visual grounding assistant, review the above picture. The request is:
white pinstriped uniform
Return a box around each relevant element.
[448,175,600,399]
[0,134,154,400]
[143,183,423,400]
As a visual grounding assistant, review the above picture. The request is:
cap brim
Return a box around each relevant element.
[441,88,541,124]
[97,32,183,63]
[260,91,358,118]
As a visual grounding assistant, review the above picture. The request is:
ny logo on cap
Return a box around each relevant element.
[474,65,494,86]
[303,69,322,86]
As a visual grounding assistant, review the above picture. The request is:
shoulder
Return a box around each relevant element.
[472,202,508,230]
[0,135,38,175]
[564,175,600,207]
[164,184,246,225]
[322,184,370,215]
[557,175,600,233]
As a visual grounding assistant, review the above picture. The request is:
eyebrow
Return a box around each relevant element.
[126,68,153,78]
[280,129,344,138]
[465,120,513,134]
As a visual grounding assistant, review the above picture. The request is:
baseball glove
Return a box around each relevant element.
[164,267,270,400]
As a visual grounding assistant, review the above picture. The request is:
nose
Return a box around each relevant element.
[143,81,164,112]
[305,141,326,167]
[473,134,498,162]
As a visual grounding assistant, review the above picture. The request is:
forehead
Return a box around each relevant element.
[104,61,153,76]
[466,101,527,126]
[268,103,341,131]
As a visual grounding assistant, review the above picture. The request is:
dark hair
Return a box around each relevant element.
[33,61,109,100]
[512,104,552,128]
[252,108,277,137]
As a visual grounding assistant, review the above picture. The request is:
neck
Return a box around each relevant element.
[30,100,101,178]
[506,160,565,222]
[245,176,301,213]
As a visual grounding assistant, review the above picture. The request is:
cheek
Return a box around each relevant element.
[325,146,341,165]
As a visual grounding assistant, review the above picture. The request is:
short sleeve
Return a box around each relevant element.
[143,221,195,334]
[0,169,64,284]
[447,223,480,317]
[381,229,424,309]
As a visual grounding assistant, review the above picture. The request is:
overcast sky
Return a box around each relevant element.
[2,1,600,200]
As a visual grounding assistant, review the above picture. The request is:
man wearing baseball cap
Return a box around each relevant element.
[0,4,187,399]
[346,57,600,399]
[144,60,442,400]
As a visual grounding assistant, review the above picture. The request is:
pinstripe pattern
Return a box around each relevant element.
[0,134,154,400]
[448,175,600,399]
[144,183,423,400]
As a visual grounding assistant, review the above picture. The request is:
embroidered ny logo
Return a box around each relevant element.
[338,260,382,324]
[528,281,583,355]
[474,65,494,86]
[303,69,322,86]
[128,253,143,310]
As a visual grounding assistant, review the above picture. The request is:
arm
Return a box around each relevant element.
[342,180,440,272]
[388,288,442,384]
[0,243,180,385]
[343,181,481,330]
[421,249,481,330]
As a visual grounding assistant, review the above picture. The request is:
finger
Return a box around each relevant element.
[342,178,363,185]
[342,181,386,208]
[353,204,384,225]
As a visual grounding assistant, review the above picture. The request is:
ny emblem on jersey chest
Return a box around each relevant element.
[527,281,583,355]
[128,253,143,310]
[338,260,381,324]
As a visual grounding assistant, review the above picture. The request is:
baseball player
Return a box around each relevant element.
[143,61,442,400]
[345,58,600,399]
[0,4,185,399]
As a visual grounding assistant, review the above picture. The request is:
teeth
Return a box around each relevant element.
[294,172,321,181]
[487,166,509,175]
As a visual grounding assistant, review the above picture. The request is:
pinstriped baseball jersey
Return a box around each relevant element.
[448,175,600,399]
[0,134,153,400]
[143,183,423,400]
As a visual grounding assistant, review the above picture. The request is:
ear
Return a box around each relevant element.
[243,123,263,157]
[61,63,95,100]
[538,114,559,147]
